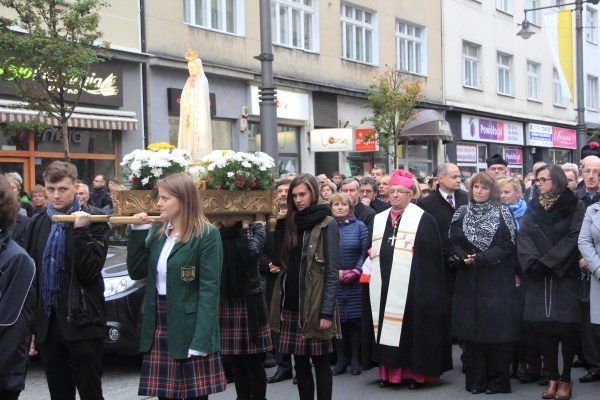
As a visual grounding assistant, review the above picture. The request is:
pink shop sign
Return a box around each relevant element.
[552,127,576,149]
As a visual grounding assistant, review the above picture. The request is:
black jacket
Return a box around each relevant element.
[0,230,36,392]
[24,209,110,342]
[354,201,375,246]
[89,187,111,210]
[517,190,585,323]
[369,198,391,214]
[9,214,30,248]
[417,189,468,258]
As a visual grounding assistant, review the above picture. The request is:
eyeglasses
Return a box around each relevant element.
[582,169,600,176]
[533,178,552,184]
[389,189,412,195]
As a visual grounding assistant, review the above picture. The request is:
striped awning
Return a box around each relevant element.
[0,102,138,131]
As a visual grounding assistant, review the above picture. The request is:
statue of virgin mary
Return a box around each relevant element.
[177,47,212,163]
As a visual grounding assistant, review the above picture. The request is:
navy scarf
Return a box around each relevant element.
[41,196,81,316]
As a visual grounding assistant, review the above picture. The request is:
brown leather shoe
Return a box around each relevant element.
[554,381,573,400]
[542,380,559,399]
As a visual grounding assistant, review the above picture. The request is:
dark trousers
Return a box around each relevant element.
[230,353,267,400]
[0,390,20,400]
[38,319,104,400]
[295,354,331,400]
[271,332,293,374]
[464,342,511,393]
[541,322,580,382]
[581,301,600,372]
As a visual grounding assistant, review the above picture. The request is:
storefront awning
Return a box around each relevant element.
[0,101,138,131]
[399,109,453,142]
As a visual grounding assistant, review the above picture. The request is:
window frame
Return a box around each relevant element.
[396,19,427,76]
[553,67,566,107]
[586,7,598,44]
[272,0,319,52]
[340,2,378,65]
[463,42,481,89]
[527,61,541,101]
[526,0,541,26]
[497,52,513,96]
[587,75,599,111]
[496,0,514,15]
[184,0,246,36]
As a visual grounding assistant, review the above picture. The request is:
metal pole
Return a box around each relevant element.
[255,0,279,174]
[575,0,588,164]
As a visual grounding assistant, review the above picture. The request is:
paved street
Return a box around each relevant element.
[20,346,600,399]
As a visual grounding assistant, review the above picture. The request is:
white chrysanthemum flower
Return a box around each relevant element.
[227,172,235,178]
[141,177,150,185]
[241,161,251,168]
[207,164,215,171]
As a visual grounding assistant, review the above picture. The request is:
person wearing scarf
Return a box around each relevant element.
[366,169,452,390]
[218,220,272,400]
[450,172,519,395]
[518,165,585,400]
[329,192,368,376]
[23,161,110,400]
[269,173,341,400]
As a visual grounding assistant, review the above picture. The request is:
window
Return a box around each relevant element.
[587,75,599,110]
[248,123,301,174]
[496,0,513,14]
[527,61,541,101]
[341,3,376,64]
[184,0,244,35]
[553,67,565,106]
[463,42,480,89]
[497,53,512,95]
[272,0,317,51]
[552,0,566,9]
[396,20,427,75]
[586,8,598,44]
[526,0,541,26]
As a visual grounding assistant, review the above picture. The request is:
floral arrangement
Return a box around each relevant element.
[120,142,191,190]
[193,150,275,190]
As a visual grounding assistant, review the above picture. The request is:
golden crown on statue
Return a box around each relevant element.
[184,45,199,61]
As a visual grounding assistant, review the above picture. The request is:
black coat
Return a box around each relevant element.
[354,200,375,246]
[367,211,453,375]
[0,231,36,393]
[369,198,390,214]
[449,204,520,343]
[24,210,110,342]
[517,190,585,323]
[9,214,30,248]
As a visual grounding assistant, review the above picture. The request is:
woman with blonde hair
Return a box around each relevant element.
[127,173,225,400]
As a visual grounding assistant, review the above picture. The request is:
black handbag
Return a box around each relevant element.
[580,269,591,303]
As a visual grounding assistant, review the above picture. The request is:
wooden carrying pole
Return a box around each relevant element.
[51,215,163,225]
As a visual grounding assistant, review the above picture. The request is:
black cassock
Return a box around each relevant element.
[363,211,453,376]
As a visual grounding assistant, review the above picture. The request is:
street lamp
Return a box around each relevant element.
[517,0,599,163]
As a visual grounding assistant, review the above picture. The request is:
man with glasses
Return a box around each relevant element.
[89,175,111,211]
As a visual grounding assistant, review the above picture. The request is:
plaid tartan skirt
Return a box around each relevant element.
[138,295,226,398]
[278,308,333,356]
[218,297,273,355]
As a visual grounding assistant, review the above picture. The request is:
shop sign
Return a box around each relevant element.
[355,128,378,152]
[457,144,477,163]
[526,123,576,149]
[0,62,123,107]
[504,149,523,164]
[248,86,309,121]
[310,128,353,152]
[461,115,524,145]
[167,88,216,117]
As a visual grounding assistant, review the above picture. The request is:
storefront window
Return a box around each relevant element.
[34,129,114,154]
[0,127,29,151]
[549,149,571,165]
[32,158,115,187]
[346,151,387,177]
[397,140,434,177]
[248,122,300,175]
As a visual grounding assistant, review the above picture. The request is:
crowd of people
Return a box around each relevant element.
[3,145,600,400]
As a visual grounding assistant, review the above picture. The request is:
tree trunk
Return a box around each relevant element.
[61,123,70,162]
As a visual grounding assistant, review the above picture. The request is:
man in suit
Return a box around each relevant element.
[359,177,390,214]
[24,161,110,400]
[76,183,106,215]
[417,163,467,316]
[341,178,375,246]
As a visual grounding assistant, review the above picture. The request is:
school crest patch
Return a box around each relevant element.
[181,266,196,282]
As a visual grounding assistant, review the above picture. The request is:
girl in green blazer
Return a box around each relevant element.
[127,173,225,400]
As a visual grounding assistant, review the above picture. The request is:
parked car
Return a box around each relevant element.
[102,244,146,354]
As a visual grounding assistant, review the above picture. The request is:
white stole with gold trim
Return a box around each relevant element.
[369,203,424,347]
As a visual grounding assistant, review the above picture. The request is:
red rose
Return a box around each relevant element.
[250,181,257,188]
[130,177,136,182]
[216,185,222,190]
[236,180,245,188]
[237,174,244,180]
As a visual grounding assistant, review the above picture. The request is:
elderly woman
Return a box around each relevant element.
[518,165,585,400]
[329,193,368,376]
[320,181,337,202]
[450,172,519,395]
[366,169,451,389]
[29,185,48,213]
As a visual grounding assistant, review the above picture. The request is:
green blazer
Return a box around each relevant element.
[127,224,223,359]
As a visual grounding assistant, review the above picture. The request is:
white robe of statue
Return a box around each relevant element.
[178,58,212,163]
